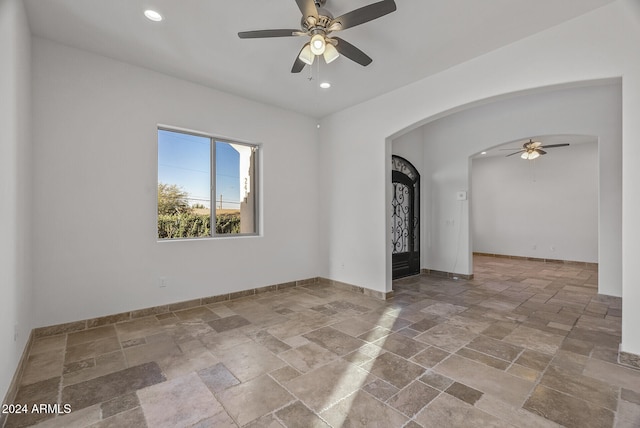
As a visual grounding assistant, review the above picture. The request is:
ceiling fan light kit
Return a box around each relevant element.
[310,33,326,55]
[323,43,339,64]
[238,0,397,73]
[299,43,315,65]
[521,151,540,160]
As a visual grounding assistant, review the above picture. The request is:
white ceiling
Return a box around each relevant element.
[24,0,616,118]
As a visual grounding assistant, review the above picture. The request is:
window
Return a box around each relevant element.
[157,128,258,239]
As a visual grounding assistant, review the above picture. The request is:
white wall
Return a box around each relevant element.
[31,38,320,327]
[319,0,640,355]
[472,140,599,262]
[0,0,32,404]
[392,127,424,172]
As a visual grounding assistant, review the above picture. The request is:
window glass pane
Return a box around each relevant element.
[157,130,211,238]
[215,141,256,234]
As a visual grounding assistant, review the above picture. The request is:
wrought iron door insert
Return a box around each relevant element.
[391,155,420,279]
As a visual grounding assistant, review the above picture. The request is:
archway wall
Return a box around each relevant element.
[417,83,619,284]
[318,0,640,354]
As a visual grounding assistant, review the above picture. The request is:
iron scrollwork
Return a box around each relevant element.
[391,156,419,255]
[392,182,410,253]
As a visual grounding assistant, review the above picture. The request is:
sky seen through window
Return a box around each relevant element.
[158,129,240,209]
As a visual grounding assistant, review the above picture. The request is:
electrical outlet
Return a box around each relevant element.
[550,246,556,252]
[532,244,536,250]
[159,277,167,288]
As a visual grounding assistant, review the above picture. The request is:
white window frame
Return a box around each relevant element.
[157,126,260,240]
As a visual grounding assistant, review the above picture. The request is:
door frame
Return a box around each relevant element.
[391,155,420,279]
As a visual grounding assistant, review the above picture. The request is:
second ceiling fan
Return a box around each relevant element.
[503,139,570,160]
[238,0,397,73]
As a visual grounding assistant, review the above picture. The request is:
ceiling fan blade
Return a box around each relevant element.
[238,29,302,39]
[531,142,542,149]
[291,44,308,73]
[540,143,570,148]
[506,150,525,157]
[536,149,548,155]
[295,0,318,20]
[332,37,372,66]
[330,0,396,31]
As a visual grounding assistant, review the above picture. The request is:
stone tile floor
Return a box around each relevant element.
[4,256,640,427]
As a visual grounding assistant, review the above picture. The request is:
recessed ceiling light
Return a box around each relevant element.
[144,10,163,22]
[481,151,487,155]
[320,82,331,89]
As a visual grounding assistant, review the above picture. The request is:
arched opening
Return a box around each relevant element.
[387,80,621,298]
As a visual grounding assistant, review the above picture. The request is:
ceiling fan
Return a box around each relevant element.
[238,0,397,73]
[502,139,570,160]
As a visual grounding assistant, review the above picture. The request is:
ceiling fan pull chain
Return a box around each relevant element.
[531,158,537,182]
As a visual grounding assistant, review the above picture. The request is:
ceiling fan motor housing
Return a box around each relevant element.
[302,10,333,30]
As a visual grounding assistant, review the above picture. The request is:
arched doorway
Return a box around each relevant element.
[391,155,420,279]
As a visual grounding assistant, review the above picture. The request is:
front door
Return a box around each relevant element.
[391,156,420,279]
